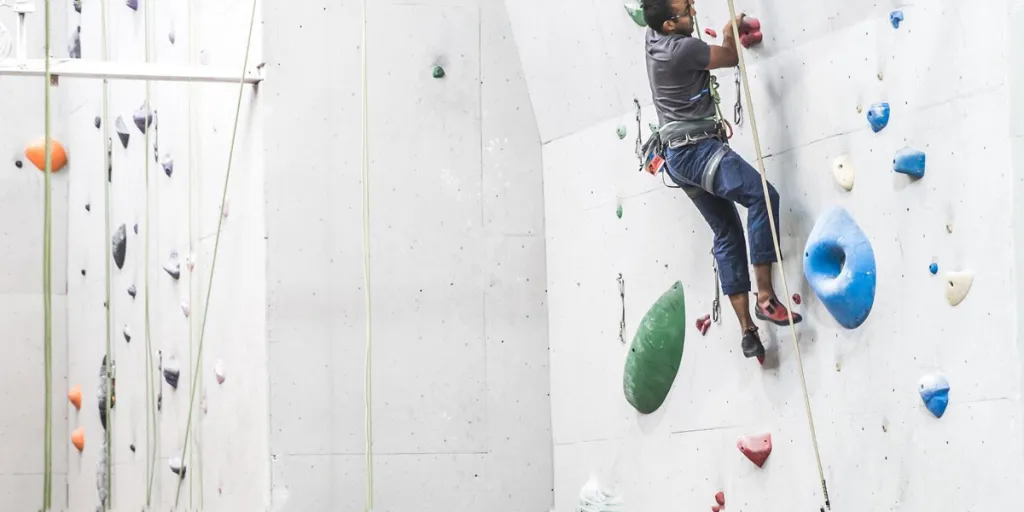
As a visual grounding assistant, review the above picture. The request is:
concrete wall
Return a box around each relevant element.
[506,0,1024,510]
[61,1,268,510]
[264,0,552,511]
[0,4,70,509]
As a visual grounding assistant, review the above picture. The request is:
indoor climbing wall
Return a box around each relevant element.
[61,1,267,510]
[0,4,70,509]
[264,0,553,510]
[506,0,1024,510]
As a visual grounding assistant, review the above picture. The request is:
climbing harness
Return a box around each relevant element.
[724,0,830,508]
[733,67,743,126]
[711,249,721,324]
[618,273,627,344]
[173,0,259,506]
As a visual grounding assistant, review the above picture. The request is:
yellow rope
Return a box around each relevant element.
[172,0,259,505]
[360,0,375,508]
[99,0,114,508]
[724,2,830,509]
[41,1,53,509]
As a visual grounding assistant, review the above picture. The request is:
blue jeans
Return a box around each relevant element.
[665,139,780,296]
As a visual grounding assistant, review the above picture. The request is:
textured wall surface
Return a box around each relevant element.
[506,0,1024,510]
[264,0,552,511]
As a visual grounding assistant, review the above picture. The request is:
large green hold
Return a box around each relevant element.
[623,281,686,414]
[624,4,646,27]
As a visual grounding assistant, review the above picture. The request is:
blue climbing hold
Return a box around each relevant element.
[893,147,926,178]
[867,103,890,133]
[929,263,938,275]
[803,207,876,329]
[890,11,904,29]
[919,373,950,418]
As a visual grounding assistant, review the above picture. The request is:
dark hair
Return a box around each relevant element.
[642,0,672,33]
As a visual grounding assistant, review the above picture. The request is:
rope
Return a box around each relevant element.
[99,0,114,508]
[142,0,159,503]
[41,1,53,509]
[185,0,204,505]
[173,0,258,505]
[360,0,375,507]
[723,2,830,509]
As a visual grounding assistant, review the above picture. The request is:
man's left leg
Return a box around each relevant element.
[710,149,802,326]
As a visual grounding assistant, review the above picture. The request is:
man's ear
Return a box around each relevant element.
[661,20,673,34]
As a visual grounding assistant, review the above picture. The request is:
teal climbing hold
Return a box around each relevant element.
[616,204,624,219]
[431,65,445,79]
[623,281,686,414]
[893,148,926,178]
[624,3,646,27]
[616,125,628,139]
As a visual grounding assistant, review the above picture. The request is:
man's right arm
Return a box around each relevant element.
[706,16,743,70]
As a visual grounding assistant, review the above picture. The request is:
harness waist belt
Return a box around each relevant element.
[658,118,720,145]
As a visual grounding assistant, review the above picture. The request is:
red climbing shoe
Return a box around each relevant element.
[755,296,803,326]
[741,327,765,359]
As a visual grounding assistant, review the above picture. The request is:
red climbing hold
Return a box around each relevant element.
[756,354,765,365]
[737,432,772,468]
[712,506,722,512]
[740,30,763,48]
[704,27,718,38]
[715,491,725,506]
[696,314,711,336]
[792,293,802,305]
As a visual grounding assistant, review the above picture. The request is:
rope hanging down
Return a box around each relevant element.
[173,0,259,506]
[41,0,54,508]
[99,0,114,508]
[723,1,830,509]
[360,0,376,507]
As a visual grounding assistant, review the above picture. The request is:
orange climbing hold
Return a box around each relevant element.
[25,137,68,172]
[68,384,82,410]
[71,427,85,452]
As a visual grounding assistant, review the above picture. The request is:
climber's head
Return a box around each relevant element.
[644,0,696,36]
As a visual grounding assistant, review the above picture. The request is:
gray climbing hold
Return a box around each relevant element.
[164,251,181,280]
[96,439,108,509]
[126,0,138,11]
[215,359,226,384]
[68,26,81,59]
[161,155,173,177]
[114,116,130,148]
[93,116,101,129]
[133,223,138,234]
[133,103,153,134]
[169,30,176,44]
[181,302,190,318]
[624,3,646,27]
[85,203,91,212]
[616,125,628,139]
[97,355,115,430]
[123,325,131,343]
[112,224,127,270]
[169,457,186,478]
[127,284,137,298]
[129,444,135,452]
[74,0,82,13]
[163,361,180,389]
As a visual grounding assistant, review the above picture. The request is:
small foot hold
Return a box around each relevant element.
[715,491,725,506]
[126,0,138,11]
[169,457,186,477]
[792,293,802,305]
[163,360,181,389]
[929,263,938,275]
[893,147,926,178]
[919,373,950,418]
[867,102,890,133]
[890,11,905,29]
[127,284,137,298]
[123,325,131,343]
[945,271,974,306]
[164,252,181,280]
[737,432,772,467]
[431,65,445,79]
[215,359,226,384]
[832,155,855,191]
[616,125,628,139]
[696,314,711,336]
[71,427,85,452]
[704,28,717,38]
[68,384,82,410]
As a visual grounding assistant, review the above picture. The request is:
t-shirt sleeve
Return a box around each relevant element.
[669,37,711,70]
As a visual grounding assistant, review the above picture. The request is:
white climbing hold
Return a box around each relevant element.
[945,271,974,306]
[578,476,624,512]
[221,199,230,218]
[181,302,190,318]
[123,325,131,343]
[215,359,226,384]
[185,252,195,272]
[832,155,855,191]
[169,456,186,477]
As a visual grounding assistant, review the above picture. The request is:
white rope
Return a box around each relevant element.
[723,2,830,509]
[360,0,375,508]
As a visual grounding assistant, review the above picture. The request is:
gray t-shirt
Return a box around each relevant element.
[645,28,714,125]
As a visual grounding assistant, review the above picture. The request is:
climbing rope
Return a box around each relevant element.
[99,0,114,508]
[41,1,53,509]
[185,0,204,505]
[173,0,259,506]
[360,0,375,508]
[724,1,830,508]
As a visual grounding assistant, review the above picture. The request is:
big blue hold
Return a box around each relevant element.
[890,11,904,29]
[919,373,950,418]
[893,147,926,178]
[867,103,890,133]
[803,207,876,329]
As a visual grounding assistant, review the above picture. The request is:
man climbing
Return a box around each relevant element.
[642,0,801,358]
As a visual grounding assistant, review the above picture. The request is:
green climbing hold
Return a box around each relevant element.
[432,65,445,79]
[623,281,686,414]
[616,204,624,219]
[649,122,659,133]
[616,125,628,139]
[624,3,646,27]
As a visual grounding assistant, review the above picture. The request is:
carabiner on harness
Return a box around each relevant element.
[733,67,743,126]
[711,249,722,324]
